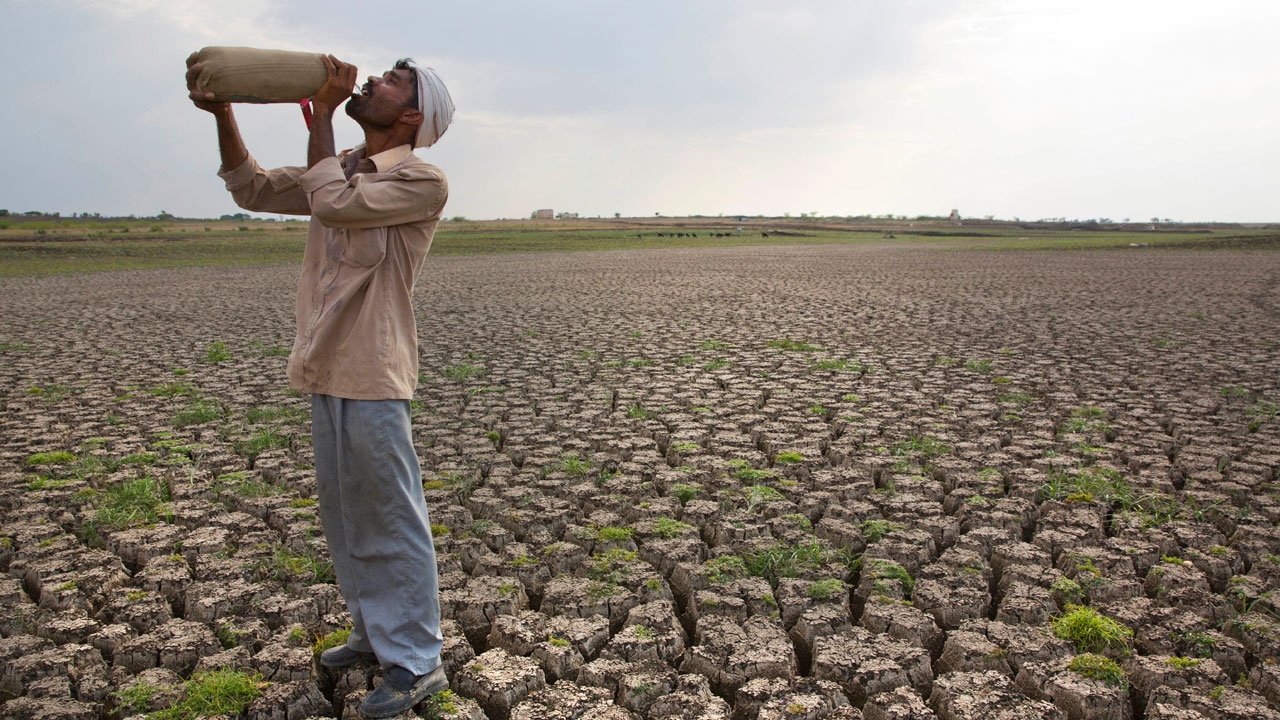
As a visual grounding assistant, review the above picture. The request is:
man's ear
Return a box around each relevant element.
[399,108,424,129]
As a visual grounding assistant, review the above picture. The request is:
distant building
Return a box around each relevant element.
[557,212,579,220]
[949,209,960,223]
[534,209,554,219]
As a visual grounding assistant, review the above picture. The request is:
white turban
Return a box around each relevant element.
[413,66,454,148]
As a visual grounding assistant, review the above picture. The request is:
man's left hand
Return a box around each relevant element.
[312,55,357,117]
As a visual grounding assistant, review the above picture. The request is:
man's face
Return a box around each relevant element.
[345,67,416,128]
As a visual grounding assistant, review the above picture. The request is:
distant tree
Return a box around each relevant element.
[0,209,9,216]
[614,212,620,218]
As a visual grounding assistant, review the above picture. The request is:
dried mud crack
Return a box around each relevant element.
[1,244,1279,719]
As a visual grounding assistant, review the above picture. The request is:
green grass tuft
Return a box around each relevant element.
[1068,653,1126,686]
[1052,605,1132,654]
[150,668,263,720]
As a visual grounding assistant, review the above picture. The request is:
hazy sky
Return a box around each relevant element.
[2,1,1277,221]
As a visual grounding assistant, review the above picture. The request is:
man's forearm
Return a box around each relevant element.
[214,107,249,171]
[308,111,337,169]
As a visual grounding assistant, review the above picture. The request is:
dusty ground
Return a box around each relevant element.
[2,243,1279,719]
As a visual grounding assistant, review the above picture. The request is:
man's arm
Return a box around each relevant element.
[308,55,357,169]
[187,52,310,215]
[186,52,248,172]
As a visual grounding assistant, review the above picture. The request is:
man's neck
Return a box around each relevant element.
[362,128,414,157]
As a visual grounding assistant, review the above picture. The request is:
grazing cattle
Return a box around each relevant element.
[762,232,770,238]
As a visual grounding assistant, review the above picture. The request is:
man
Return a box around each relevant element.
[186,52,454,718]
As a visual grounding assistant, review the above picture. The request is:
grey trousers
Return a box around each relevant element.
[310,394,442,675]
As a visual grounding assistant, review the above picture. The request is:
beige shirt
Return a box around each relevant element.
[219,144,447,400]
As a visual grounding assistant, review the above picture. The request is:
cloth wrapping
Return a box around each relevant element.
[194,46,328,103]
[412,66,455,148]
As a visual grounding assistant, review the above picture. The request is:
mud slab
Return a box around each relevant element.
[1,244,1279,718]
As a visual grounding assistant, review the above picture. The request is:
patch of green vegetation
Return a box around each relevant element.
[215,621,242,650]
[892,434,949,460]
[861,558,915,598]
[934,356,959,367]
[92,477,171,532]
[652,517,693,540]
[742,541,852,589]
[25,450,77,466]
[150,668,263,720]
[289,497,317,508]
[705,554,750,584]
[595,526,634,543]
[964,358,992,372]
[24,474,74,489]
[232,427,290,462]
[1165,656,1203,670]
[151,382,196,398]
[245,405,306,425]
[627,402,654,420]
[672,483,701,504]
[1052,605,1132,654]
[767,338,822,352]
[861,519,902,543]
[1039,465,1128,506]
[589,548,640,583]
[774,451,805,465]
[27,384,72,402]
[745,484,785,512]
[547,635,570,647]
[214,471,284,498]
[112,679,164,715]
[255,545,335,585]
[808,578,846,600]
[443,363,486,381]
[172,398,222,427]
[312,627,351,655]
[841,393,861,403]
[203,341,232,363]
[1068,653,1126,686]
[557,453,591,476]
[421,689,460,716]
[780,513,812,531]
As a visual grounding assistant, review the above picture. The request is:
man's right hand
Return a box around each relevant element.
[186,52,229,115]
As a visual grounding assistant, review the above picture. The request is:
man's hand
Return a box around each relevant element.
[312,55,358,117]
[186,51,246,169]
[185,52,229,116]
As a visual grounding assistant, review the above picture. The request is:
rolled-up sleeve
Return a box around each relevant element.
[218,156,312,216]
[299,157,446,229]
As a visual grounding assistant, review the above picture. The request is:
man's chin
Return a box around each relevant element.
[344,97,365,119]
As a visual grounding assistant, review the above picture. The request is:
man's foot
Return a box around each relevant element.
[319,644,376,669]
[360,664,449,718]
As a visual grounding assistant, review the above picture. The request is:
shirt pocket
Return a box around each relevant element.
[340,227,388,267]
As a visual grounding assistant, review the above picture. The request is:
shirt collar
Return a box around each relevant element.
[342,143,415,174]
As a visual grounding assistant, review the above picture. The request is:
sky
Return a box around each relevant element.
[2,0,1277,222]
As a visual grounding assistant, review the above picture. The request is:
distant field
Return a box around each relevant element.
[0,216,1276,277]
